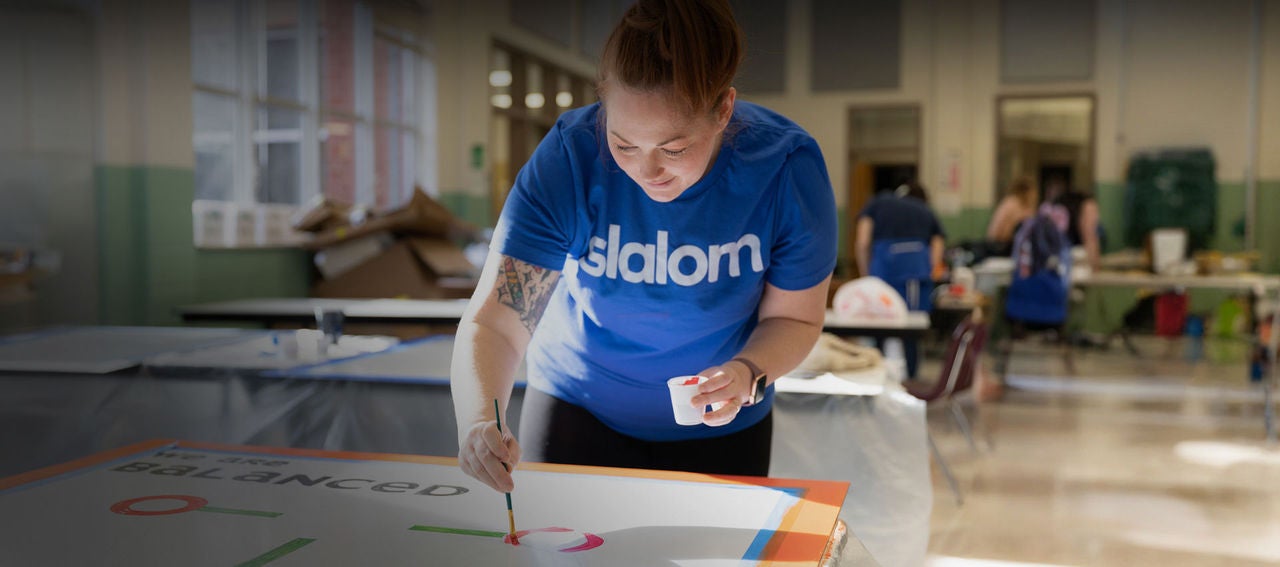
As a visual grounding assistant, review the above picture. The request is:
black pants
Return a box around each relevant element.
[517,388,772,477]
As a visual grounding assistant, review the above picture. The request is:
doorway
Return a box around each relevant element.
[488,43,596,224]
[873,164,919,196]
[845,105,921,277]
[995,95,1095,204]
[1037,164,1073,203]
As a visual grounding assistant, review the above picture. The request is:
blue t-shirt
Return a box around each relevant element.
[859,193,945,310]
[492,101,837,442]
[858,193,945,242]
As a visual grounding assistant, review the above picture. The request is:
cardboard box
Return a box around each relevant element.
[310,237,478,300]
[313,232,392,279]
[0,247,56,306]
[0,271,38,305]
[304,189,466,250]
[292,196,354,233]
[403,238,477,278]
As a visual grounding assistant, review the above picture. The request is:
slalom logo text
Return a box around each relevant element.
[577,224,763,286]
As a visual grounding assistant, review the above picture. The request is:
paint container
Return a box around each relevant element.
[277,332,299,360]
[667,375,707,425]
[528,546,585,567]
[314,307,344,350]
[295,329,324,361]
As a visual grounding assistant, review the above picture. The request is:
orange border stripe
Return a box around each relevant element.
[0,439,175,491]
[175,440,462,466]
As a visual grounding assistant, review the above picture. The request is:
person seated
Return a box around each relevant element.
[985,176,1038,257]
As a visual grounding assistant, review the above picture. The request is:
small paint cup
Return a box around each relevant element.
[667,375,707,426]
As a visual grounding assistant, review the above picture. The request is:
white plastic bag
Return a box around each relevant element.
[832,276,908,322]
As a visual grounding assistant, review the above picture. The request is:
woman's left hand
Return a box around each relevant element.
[689,362,754,427]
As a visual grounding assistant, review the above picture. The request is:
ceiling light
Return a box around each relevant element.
[488,70,512,88]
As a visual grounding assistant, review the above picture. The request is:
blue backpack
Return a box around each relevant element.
[1005,213,1071,325]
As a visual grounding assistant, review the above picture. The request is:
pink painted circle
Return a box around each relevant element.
[503,527,605,552]
[110,494,209,516]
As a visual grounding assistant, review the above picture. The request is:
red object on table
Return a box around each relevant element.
[1155,292,1189,337]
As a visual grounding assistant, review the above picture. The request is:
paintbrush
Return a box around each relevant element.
[494,399,518,544]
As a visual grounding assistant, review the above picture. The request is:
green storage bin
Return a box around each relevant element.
[1124,148,1217,252]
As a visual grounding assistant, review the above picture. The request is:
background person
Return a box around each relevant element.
[986,176,1039,256]
[854,181,946,379]
[1040,177,1102,272]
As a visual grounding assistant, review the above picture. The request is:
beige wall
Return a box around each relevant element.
[1115,0,1254,181]
[1261,0,1280,179]
[0,7,95,158]
[0,4,100,326]
[99,0,194,169]
[432,0,1279,214]
[432,0,595,195]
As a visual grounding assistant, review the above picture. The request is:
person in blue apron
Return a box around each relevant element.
[854,182,946,379]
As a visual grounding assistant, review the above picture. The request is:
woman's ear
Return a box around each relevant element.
[716,87,737,127]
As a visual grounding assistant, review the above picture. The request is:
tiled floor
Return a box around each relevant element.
[920,336,1279,567]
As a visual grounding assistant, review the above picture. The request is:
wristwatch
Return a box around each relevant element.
[731,357,768,406]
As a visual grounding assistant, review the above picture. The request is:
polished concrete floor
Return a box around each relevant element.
[920,336,1279,567]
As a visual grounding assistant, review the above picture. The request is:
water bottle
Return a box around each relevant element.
[1185,315,1204,362]
[1250,341,1268,384]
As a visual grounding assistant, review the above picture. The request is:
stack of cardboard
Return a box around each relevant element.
[0,247,59,305]
[294,188,480,300]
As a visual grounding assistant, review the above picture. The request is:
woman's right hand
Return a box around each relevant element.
[458,420,522,493]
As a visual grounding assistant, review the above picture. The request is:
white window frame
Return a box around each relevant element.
[192,0,431,210]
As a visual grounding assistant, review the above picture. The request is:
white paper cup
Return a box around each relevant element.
[668,375,707,425]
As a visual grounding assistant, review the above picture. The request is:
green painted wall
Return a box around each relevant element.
[1096,180,1271,268]
[1258,181,1280,274]
[97,166,148,325]
[438,192,493,230]
[1095,181,1126,253]
[938,207,993,244]
[96,165,312,325]
[1214,182,1247,253]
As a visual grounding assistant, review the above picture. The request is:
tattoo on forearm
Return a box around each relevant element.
[496,256,558,335]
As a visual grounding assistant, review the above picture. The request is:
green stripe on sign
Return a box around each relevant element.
[198,506,283,518]
[235,538,316,567]
[409,525,506,538]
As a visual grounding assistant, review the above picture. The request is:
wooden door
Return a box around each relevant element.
[845,160,874,278]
